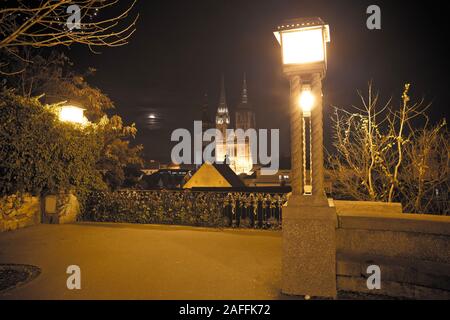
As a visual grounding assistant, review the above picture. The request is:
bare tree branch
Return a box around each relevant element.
[0,0,138,73]
[328,83,448,214]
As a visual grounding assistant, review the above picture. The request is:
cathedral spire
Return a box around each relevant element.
[202,93,208,113]
[237,73,251,110]
[202,93,210,123]
[217,74,228,114]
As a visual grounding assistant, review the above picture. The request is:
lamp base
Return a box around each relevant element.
[281,194,337,299]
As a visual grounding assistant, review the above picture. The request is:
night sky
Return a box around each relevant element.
[68,0,450,163]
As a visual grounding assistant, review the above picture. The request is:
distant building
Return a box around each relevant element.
[233,73,256,175]
[243,168,292,187]
[141,160,161,176]
[201,93,214,149]
[214,75,231,167]
[144,168,191,189]
[244,167,333,194]
[210,74,256,175]
[183,163,245,189]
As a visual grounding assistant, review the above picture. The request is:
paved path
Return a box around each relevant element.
[0,223,282,299]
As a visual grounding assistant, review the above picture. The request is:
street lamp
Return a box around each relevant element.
[59,105,88,125]
[274,17,329,198]
[274,17,337,299]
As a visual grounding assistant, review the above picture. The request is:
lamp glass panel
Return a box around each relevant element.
[282,28,324,65]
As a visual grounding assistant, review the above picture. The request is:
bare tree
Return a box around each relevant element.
[329,84,392,202]
[400,120,449,214]
[329,83,449,214]
[0,0,138,73]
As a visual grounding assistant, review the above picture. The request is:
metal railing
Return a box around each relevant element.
[83,189,289,229]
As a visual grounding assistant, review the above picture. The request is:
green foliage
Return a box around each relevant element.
[95,115,143,190]
[2,50,114,121]
[0,90,106,197]
[2,49,144,191]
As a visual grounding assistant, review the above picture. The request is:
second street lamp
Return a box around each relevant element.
[274,17,329,198]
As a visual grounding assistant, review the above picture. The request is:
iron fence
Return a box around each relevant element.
[83,189,289,229]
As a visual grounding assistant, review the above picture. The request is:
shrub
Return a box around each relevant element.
[0,90,106,202]
[82,190,287,229]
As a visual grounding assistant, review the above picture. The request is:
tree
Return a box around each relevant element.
[0,0,138,73]
[329,84,449,214]
[0,89,105,197]
[1,49,114,121]
[96,115,143,190]
[1,50,144,190]
[400,120,449,214]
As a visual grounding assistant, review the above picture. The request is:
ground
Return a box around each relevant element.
[0,223,283,300]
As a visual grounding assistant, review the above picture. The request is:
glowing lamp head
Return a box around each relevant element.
[299,86,315,114]
[274,17,330,75]
[59,105,87,125]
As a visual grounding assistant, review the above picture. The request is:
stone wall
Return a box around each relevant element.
[0,193,80,232]
[0,195,40,232]
[335,202,450,299]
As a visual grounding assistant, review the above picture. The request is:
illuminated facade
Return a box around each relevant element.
[214,76,231,165]
[213,74,256,175]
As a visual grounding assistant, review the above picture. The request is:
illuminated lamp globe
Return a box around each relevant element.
[299,87,315,114]
[59,105,88,125]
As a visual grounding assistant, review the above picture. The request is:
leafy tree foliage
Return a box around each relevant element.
[2,49,113,121]
[96,115,143,190]
[0,90,105,197]
[2,49,144,190]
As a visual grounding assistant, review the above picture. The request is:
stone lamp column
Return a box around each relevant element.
[274,17,337,299]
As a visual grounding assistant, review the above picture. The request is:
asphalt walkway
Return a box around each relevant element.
[0,223,282,299]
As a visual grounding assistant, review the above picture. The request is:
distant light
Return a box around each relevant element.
[59,105,87,125]
[299,86,315,114]
[149,114,156,119]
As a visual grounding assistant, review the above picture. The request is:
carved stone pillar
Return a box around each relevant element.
[289,75,304,196]
[311,73,327,202]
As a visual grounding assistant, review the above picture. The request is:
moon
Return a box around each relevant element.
[145,111,163,130]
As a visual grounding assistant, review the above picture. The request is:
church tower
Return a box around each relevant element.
[235,73,256,131]
[233,73,256,174]
[215,75,230,137]
[201,93,214,163]
[215,75,230,163]
[201,93,213,133]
